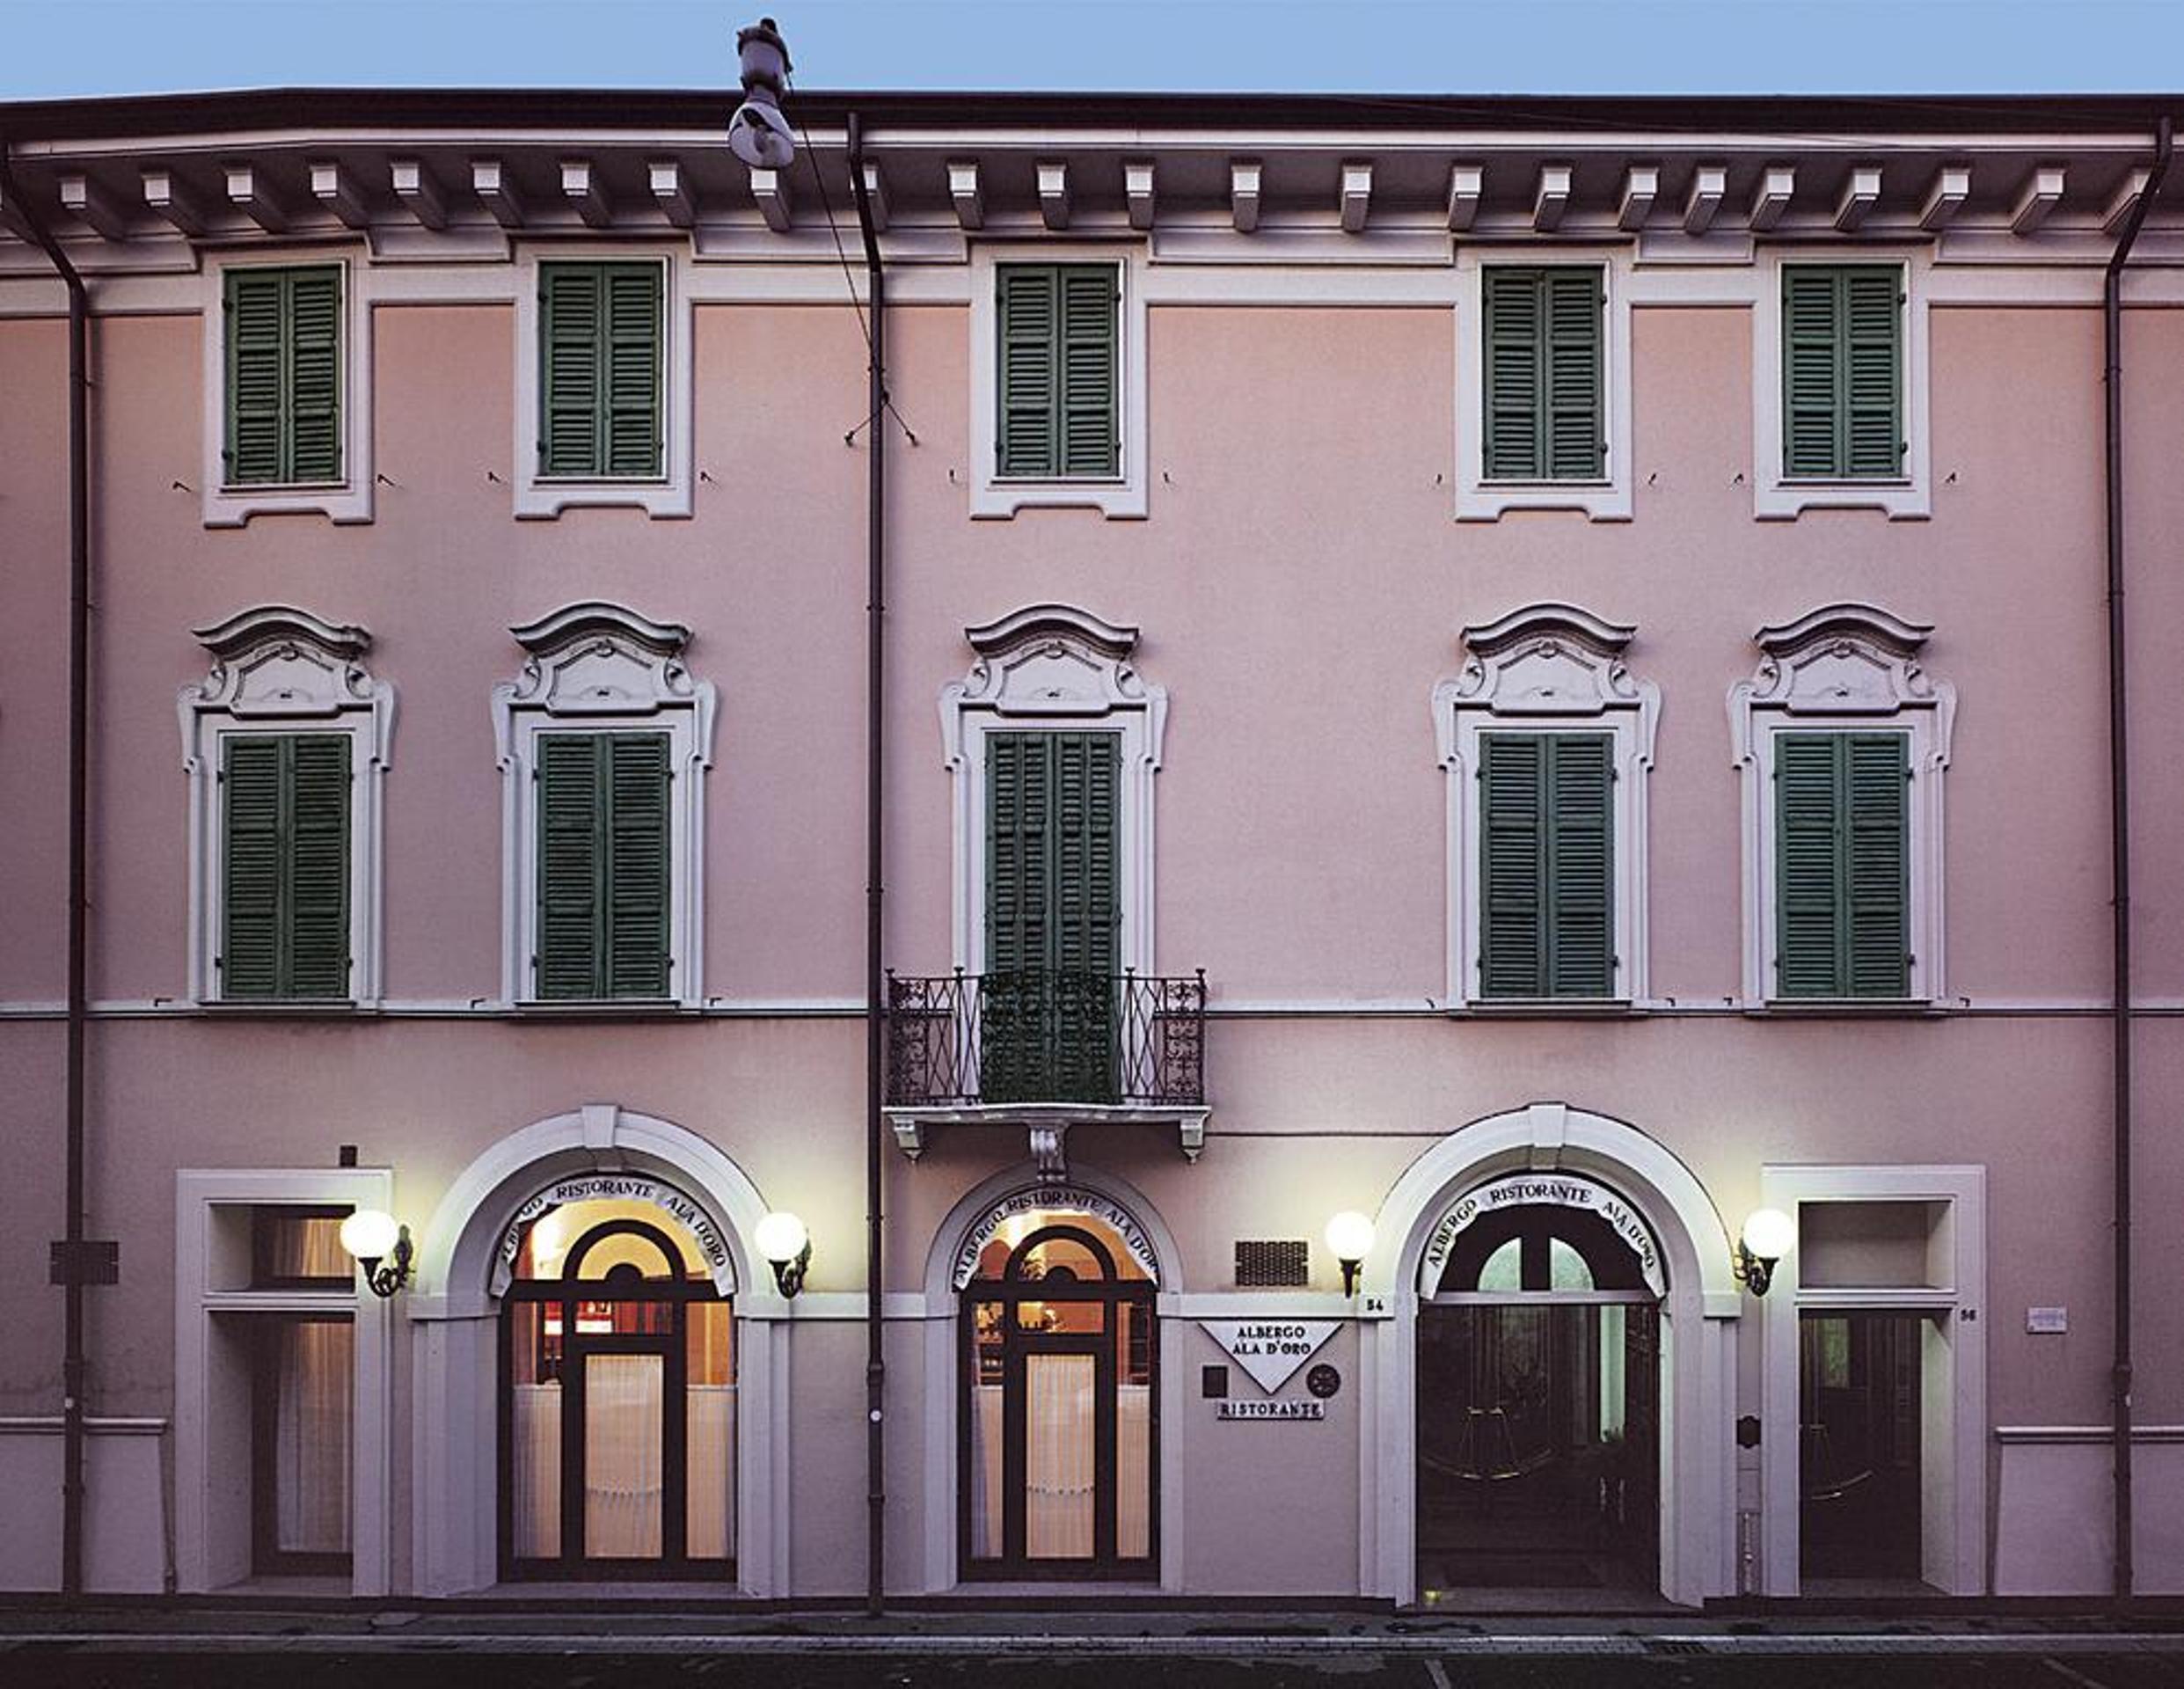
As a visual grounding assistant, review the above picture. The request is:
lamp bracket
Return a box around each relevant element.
[359,1225,414,1299]
[771,1240,811,1299]
[1734,1240,1777,1298]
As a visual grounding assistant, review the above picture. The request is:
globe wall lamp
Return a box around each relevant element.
[1325,1210,1377,1298]
[755,1210,811,1299]
[1735,1206,1796,1298]
[340,1208,413,1298]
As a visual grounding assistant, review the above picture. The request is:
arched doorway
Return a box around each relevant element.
[1362,1103,1740,1608]
[959,1202,1158,1579]
[1417,1190,1662,1594]
[410,1105,793,1598]
[499,1197,734,1578]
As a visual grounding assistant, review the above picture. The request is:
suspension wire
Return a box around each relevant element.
[793,88,918,447]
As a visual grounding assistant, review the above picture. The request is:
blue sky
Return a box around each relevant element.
[1,0,2180,101]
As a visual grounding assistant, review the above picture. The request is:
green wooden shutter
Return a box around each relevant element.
[224,267,342,486]
[986,732,1047,977]
[1844,734,1910,995]
[1843,268,1904,477]
[284,269,343,484]
[997,266,1061,478]
[1058,266,1119,475]
[983,732,1120,1101]
[1479,733,1545,995]
[540,265,603,476]
[1782,268,1842,478]
[1776,732,1909,997]
[221,734,349,1000]
[1050,733,1119,974]
[997,264,1117,479]
[1479,733,1613,998]
[536,734,603,998]
[604,733,672,997]
[286,735,352,997]
[1545,734,1614,995]
[539,263,661,479]
[984,732,1049,1102]
[221,735,287,998]
[603,265,664,478]
[536,733,671,1000]
[1544,268,1605,480]
[224,271,289,486]
[1783,266,1903,479]
[1483,267,1603,482]
[1775,734,1842,996]
[1482,269,1545,479]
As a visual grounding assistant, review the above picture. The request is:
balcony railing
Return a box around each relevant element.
[887,968,1207,1110]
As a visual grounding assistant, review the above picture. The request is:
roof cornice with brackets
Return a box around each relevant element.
[2,88,2177,271]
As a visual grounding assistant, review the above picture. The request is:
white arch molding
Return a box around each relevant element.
[1356,1102,1742,1609]
[914,1161,1187,1595]
[406,1104,795,1596]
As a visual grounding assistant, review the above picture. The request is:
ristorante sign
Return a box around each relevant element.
[951,1186,1159,1289]
[1416,1173,1666,1297]
[493,1174,736,1296]
[1197,1319,1340,1394]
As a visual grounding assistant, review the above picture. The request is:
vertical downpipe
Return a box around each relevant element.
[2103,113,2173,1607]
[847,111,888,1619]
[0,139,93,1599]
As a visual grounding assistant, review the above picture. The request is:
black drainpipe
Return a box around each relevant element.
[0,137,93,1601]
[846,111,888,1620]
[2103,113,2173,1607]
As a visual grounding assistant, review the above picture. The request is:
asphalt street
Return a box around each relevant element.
[5,1642,2184,1689]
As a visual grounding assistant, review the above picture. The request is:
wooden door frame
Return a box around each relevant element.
[959,1223,1158,1581]
[497,1216,732,1581]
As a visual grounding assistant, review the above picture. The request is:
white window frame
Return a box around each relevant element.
[1455,247,1634,523]
[968,244,1149,521]
[1435,603,1658,1008]
[178,607,394,1006]
[512,247,692,520]
[1754,247,1931,521]
[1728,603,1955,1007]
[939,603,1166,976]
[492,601,716,1007]
[201,251,375,528]
[173,1166,396,1595]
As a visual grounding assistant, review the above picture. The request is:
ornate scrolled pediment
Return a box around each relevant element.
[943,603,1165,759]
[1443,602,1647,719]
[967,603,1138,662]
[1434,602,1657,770]
[500,600,701,718]
[1741,602,1941,717]
[184,604,381,719]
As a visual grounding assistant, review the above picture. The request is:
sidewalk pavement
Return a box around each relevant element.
[0,1597,2181,1658]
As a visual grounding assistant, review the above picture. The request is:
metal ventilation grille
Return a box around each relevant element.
[1234,1239,1310,1289]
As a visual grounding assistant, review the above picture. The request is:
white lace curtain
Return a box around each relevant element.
[969,1373,1150,1561]
[274,1320,353,1555]
[509,1371,735,1561]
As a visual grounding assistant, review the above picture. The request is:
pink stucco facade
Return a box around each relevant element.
[2,89,2181,1605]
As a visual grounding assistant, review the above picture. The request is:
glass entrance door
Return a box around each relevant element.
[1419,1303,1658,1590]
[1416,1200,1662,1595]
[500,1201,735,1578]
[1800,1312,1924,1582]
[963,1213,1155,1578]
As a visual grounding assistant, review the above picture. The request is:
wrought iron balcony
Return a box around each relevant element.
[887,968,1208,1115]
